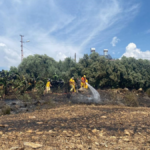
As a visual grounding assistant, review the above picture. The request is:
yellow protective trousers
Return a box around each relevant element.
[84,83,88,89]
[70,84,76,92]
[81,82,84,88]
[46,87,50,93]
[84,80,88,89]
[81,82,88,89]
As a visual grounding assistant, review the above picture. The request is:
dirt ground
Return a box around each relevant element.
[0,103,150,150]
[1,89,150,149]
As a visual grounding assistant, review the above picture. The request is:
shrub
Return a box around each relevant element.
[108,89,124,104]
[2,105,11,115]
[109,90,117,102]
[146,88,150,97]
[123,92,139,107]
[16,93,32,103]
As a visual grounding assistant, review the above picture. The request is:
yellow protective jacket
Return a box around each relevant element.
[85,79,88,89]
[69,78,75,85]
[69,78,76,92]
[46,81,50,87]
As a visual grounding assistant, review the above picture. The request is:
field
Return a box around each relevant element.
[0,89,150,149]
[0,101,150,149]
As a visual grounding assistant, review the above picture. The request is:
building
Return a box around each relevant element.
[100,49,113,60]
[91,48,96,53]
[90,48,113,60]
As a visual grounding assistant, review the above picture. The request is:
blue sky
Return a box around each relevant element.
[0,0,150,70]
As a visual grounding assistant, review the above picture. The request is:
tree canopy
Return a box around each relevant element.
[9,53,150,90]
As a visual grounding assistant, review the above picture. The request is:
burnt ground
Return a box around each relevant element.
[49,89,150,107]
[0,105,150,150]
[0,89,150,149]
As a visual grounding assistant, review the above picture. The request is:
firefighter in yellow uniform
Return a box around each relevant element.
[69,77,76,92]
[81,76,85,88]
[46,79,51,93]
[81,75,88,89]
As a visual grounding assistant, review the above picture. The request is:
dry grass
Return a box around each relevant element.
[106,89,139,107]
[124,92,139,107]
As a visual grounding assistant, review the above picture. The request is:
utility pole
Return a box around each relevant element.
[20,35,30,62]
[20,35,24,61]
[74,53,76,63]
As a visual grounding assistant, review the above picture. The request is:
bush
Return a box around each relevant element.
[123,92,139,107]
[108,89,124,105]
[146,88,150,97]
[16,93,32,102]
[2,105,11,115]
[109,90,117,102]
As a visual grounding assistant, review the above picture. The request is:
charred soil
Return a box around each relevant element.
[0,89,150,149]
[0,105,150,149]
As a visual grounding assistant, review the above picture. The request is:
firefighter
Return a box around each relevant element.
[81,75,88,89]
[69,77,76,92]
[81,75,85,88]
[46,79,52,93]
[76,78,81,89]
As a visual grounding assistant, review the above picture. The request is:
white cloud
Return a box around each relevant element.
[0,43,21,68]
[121,43,150,60]
[111,36,120,47]
[0,43,6,47]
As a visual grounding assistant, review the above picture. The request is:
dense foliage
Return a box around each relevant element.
[9,53,150,90]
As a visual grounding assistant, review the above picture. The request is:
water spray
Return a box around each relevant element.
[70,83,101,104]
[87,83,101,103]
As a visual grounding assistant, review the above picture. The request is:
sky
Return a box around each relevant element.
[0,0,150,70]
